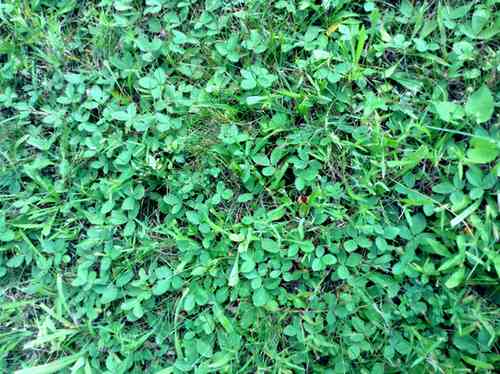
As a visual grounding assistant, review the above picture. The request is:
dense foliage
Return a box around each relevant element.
[0,0,499,373]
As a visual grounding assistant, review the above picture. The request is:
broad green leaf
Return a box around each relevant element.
[183,294,195,312]
[252,153,270,166]
[409,213,427,234]
[299,241,315,253]
[438,254,464,272]
[138,76,158,90]
[422,237,451,257]
[453,334,478,354]
[7,255,24,268]
[261,238,280,253]
[467,138,499,164]
[241,70,257,90]
[311,258,322,271]
[153,279,171,295]
[344,239,357,252]
[322,254,337,265]
[156,266,172,279]
[115,150,132,165]
[471,9,490,35]
[432,182,455,194]
[337,265,349,279]
[433,101,464,122]
[101,286,119,303]
[445,267,465,288]
[0,229,15,242]
[122,196,136,211]
[465,85,494,123]
[110,210,128,225]
[241,258,255,273]
[252,287,269,307]
[295,176,305,191]
[101,200,114,214]
[196,339,212,357]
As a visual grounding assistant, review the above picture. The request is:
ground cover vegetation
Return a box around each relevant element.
[0,0,499,372]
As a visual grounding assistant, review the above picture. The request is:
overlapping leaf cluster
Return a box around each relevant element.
[0,0,499,373]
